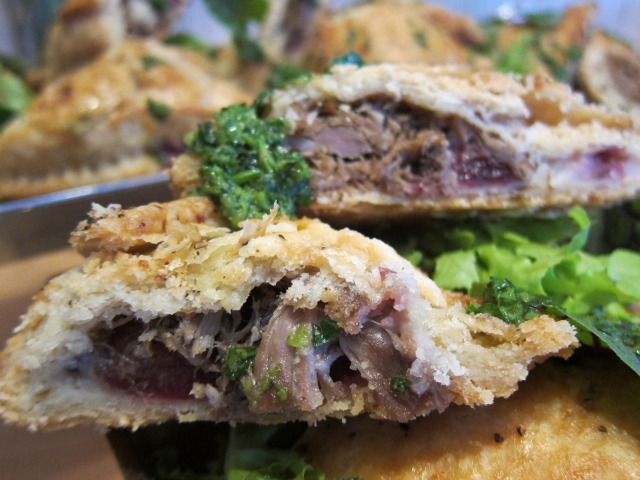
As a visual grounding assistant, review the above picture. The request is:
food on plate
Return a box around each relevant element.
[261,0,486,71]
[171,62,640,225]
[578,31,640,112]
[0,39,251,200]
[0,196,577,429]
[40,0,189,82]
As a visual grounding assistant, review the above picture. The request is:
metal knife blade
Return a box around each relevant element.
[0,173,173,262]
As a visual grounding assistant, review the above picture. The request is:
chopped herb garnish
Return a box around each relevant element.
[329,52,367,68]
[202,0,268,62]
[347,28,358,47]
[287,324,312,349]
[262,365,284,391]
[188,104,312,228]
[390,375,408,394]
[164,32,219,59]
[224,345,257,381]
[242,364,289,403]
[276,386,289,401]
[267,63,312,89]
[313,316,341,347]
[467,277,562,326]
[146,98,171,121]
[524,12,560,29]
[413,31,428,49]
[141,55,164,69]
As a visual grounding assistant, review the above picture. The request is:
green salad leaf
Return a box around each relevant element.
[387,207,640,376]
[202,0,268,62]
[225,424,324,480]
[144,423,323,480]
[0,64,32,130]
[165,32,220,59]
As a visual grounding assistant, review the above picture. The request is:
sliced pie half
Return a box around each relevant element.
[173,64,640,225]
[0,197,576,430]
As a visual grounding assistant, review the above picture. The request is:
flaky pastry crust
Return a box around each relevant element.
[0,198,576,430]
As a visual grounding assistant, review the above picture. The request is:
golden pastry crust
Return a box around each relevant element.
[301,351,640,480]
[0,197,576,430]
[70,196,230,256]
[302,1,485,71]
[265,64,640,223]
[0,39,251,200]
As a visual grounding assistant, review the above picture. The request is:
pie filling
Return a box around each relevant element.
[284,96,630,200]
[85,280,427,421]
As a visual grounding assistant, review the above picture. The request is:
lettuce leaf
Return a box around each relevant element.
[225,424,324,480]
[145,423,323,480]
[403,207,640,376]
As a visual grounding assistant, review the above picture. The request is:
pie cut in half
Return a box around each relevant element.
[0,197,576,430]
[172,63,640,225]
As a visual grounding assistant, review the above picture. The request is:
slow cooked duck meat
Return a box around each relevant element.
[285,97,525,200]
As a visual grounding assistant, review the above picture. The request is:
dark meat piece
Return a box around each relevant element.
[286,97,522,200]
[251,306,324,414]
[92,320,218,400]
[339,322,421,422]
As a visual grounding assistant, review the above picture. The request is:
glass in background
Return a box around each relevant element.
[0,0,64,62]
